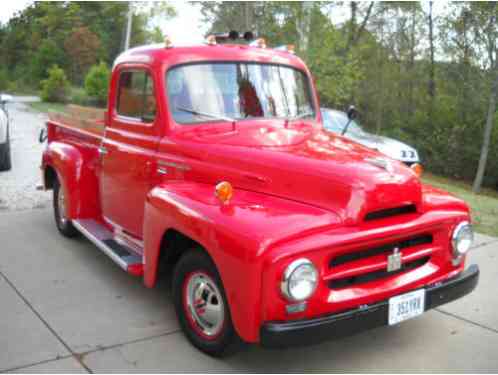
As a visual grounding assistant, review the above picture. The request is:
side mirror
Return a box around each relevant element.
[347,105,358,120]
[341,105,358,136]
[39,127,48,143]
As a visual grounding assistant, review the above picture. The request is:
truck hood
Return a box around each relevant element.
[177,122,423,225]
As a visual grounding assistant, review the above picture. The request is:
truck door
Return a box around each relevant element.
[99,67,159,238]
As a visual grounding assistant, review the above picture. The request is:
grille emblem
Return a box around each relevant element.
[387,247,402,272]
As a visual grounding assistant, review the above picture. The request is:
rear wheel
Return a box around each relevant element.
[173,249,243,357]
[0,134,12,172]
[53,178,78,237]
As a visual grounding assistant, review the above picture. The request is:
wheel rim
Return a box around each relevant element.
[183,271,225,340]
[58,186,67,225]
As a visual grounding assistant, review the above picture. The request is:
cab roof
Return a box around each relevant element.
[113,43,309,73]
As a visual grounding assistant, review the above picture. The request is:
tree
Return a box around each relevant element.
[64,26,101,84]
[41,65,70,103]
[470,3,498,192]
[84,61,111,106]
[123,2,176,51]
[428,1,436,101]
[32,39,66,82]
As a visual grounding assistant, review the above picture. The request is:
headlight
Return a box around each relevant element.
[281,258,318,301]
[452,221,474,260]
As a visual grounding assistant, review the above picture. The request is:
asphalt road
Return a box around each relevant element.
[1,100,498,372]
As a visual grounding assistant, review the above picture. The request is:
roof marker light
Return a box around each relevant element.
[250,38,267,49]
[164,35,173,49]
[206,35,217,46]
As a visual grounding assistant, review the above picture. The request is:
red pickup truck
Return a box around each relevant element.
[40,35,479,356]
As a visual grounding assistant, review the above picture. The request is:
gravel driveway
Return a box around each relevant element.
[0,98,51,211]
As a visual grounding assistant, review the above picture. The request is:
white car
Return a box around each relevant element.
[0,94,12,171]
[321,108,420,165]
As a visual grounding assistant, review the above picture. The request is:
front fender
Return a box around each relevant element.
[42,141,100,218]
[143,181,341,342]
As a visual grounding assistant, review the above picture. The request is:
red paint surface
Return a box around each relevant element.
[42,43,472,344]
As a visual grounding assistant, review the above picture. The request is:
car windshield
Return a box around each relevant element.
[166,63,315,124]
[321,110,366,137]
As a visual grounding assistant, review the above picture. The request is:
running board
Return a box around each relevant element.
[72,219,144,276]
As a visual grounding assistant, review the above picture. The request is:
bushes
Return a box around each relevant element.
[84,61,110,106]
[0,68,8,91]
[41,65,70,103]
[32,39,66,81]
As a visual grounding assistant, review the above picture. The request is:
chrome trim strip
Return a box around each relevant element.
[73,220,128,270]
[103,215,144,250]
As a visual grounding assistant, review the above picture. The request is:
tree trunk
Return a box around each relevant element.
[124,4,133,51]
[297,2,313,57]
[428,1,436,100]
[472,68,498,193]
[243,2,253,32]
[408,4,416,117]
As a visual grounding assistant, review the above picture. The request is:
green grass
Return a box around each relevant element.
[28,101,67,114]
[423,173,498,237]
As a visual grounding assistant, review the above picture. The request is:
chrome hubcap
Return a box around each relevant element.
[58,186,67,225]
[185,273,225,337]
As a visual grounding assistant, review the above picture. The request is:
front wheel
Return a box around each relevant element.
[53,178,78,237]
[173,249,243,357]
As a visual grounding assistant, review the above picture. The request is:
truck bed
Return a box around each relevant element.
[47,104,106,138]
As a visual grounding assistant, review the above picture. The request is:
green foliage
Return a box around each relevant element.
[0,2,176,90]
[65,26,102,84]
[0,68,8,91]
[32,39,66,82]
[70,86,91,106]
[200,2,498,189]
[84,61,110,106]
[41,65,70,103]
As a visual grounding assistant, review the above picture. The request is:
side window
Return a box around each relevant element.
[116,70,156,122]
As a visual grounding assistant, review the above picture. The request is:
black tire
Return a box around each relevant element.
[173,249,243,357]
[0,134,11,172]
[53,178,79,238]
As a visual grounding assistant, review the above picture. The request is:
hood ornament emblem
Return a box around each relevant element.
[365,157,394,176]
[387,247,402,272]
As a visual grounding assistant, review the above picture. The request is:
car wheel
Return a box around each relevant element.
[173,249,243,357]
[53,177,78,237]
[0,134,12,172]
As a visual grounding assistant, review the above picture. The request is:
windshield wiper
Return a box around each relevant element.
[293,110,315,120]
[176,106,235,123]
[283,110,315,127]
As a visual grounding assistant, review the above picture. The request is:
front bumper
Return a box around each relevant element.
[260,264,479,347]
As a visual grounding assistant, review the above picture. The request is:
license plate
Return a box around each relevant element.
[388,289,425,325]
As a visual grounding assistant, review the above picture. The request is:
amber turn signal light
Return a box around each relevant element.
[411,163,423,177]
[215,181,233,204]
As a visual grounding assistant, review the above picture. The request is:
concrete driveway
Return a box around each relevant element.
[0,208,497,372]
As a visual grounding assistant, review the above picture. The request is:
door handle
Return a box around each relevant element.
[98,146,108,155]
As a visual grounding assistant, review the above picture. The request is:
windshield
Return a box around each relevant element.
[321,110,365,137]
[166,63,315,124]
